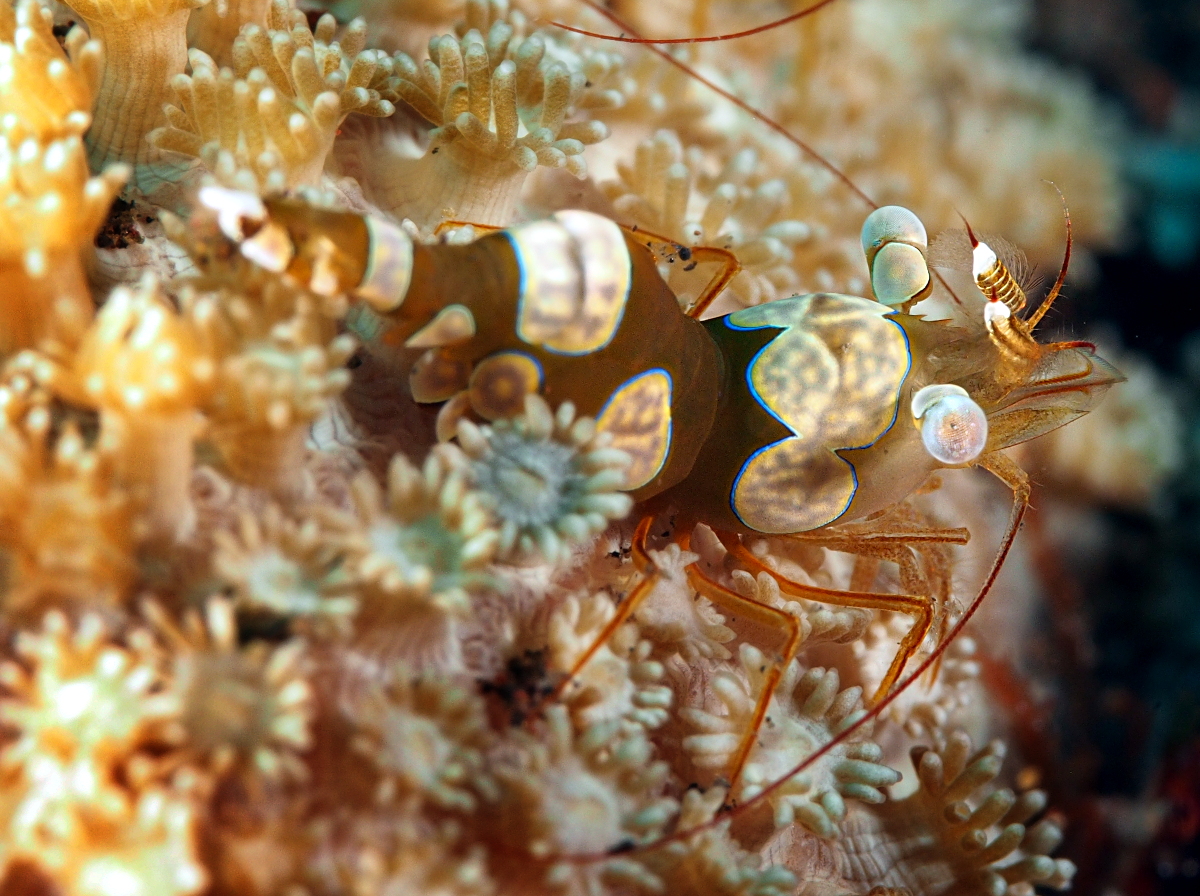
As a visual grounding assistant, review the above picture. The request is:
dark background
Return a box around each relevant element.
[1018,2,1200,893]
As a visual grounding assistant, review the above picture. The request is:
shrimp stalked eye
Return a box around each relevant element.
[911,384,989,465]
[860,205,931,307]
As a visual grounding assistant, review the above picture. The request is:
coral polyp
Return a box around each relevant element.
[457,395,633,564]
[0,0,1131,893]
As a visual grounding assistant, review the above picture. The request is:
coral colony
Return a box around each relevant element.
[0,0,1157,894]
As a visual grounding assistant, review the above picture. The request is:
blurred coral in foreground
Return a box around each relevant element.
[0,0,1135,894]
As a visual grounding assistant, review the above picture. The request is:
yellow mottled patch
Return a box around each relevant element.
[511,211,630,355]
[410,349,471,404]
[404,304,476,349]
[596,369,672,490]
[358,215,415,312]
[729,294,910,533]
[469,351,543,420]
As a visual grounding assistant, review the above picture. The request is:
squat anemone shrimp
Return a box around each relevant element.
[189,0,1121,872]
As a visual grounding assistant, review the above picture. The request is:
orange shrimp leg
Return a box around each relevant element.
[547,515,661,705]
[772,516,972,685]
[621,222,741,318]
[676,531,803,797]
[717,530,939,706]
[681,246,741,318]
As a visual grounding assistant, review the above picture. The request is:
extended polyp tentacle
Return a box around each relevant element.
[718,531,935,706]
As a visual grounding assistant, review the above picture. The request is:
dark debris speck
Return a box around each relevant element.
[94,197,145,250]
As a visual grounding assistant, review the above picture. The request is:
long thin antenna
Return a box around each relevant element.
[557,0,878,209]
[551,0,842,44]
[1027,182,1072,328]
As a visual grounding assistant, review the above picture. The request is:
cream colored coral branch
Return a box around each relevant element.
[0,394,136,615]
[186,0,270,67]
[604,129,823,311]
[841,730,1077,896]
[151,0,397,190]
[362,0,612,227]
[205,314,356,495]
[62,0,209,191]
[0,131,127,355]
[0,0,103,142]
[73,276,214,543]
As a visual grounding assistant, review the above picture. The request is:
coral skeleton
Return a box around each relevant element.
[0,0,127,354]
[0,0,1120,893]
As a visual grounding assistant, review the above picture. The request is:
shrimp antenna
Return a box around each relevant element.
[957,209,980,247]
[551,0,877,209]
[1027,182,1072,328]
[548,0,972,310]
[551,0,842,44]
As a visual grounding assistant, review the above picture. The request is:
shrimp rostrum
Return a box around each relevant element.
[201,185,1121,800]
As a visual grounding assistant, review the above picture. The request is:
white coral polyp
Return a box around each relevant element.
[635,542,735,662]
[840,730,1077,896]
[457,396,633,565]
[0,611,173,770]
[64,788,207,896]
[151,0,398,189]
[546,591,672,733]
[343,450,498,614]
[645,787,798,896]
[683,645,900,835]
[212,504,359,632]
[147,599,313,782]
[729,566,872,647]
[486,705,675,890]
[602,129,818,311]
[354,673,495,812]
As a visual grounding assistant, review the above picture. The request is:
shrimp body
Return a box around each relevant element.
[199,165,1119,814]
[667,294,921,533]
[238,194,1118,539]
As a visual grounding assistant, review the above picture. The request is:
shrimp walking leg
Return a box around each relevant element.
[719,531,939,705]
[678,552,803,798]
